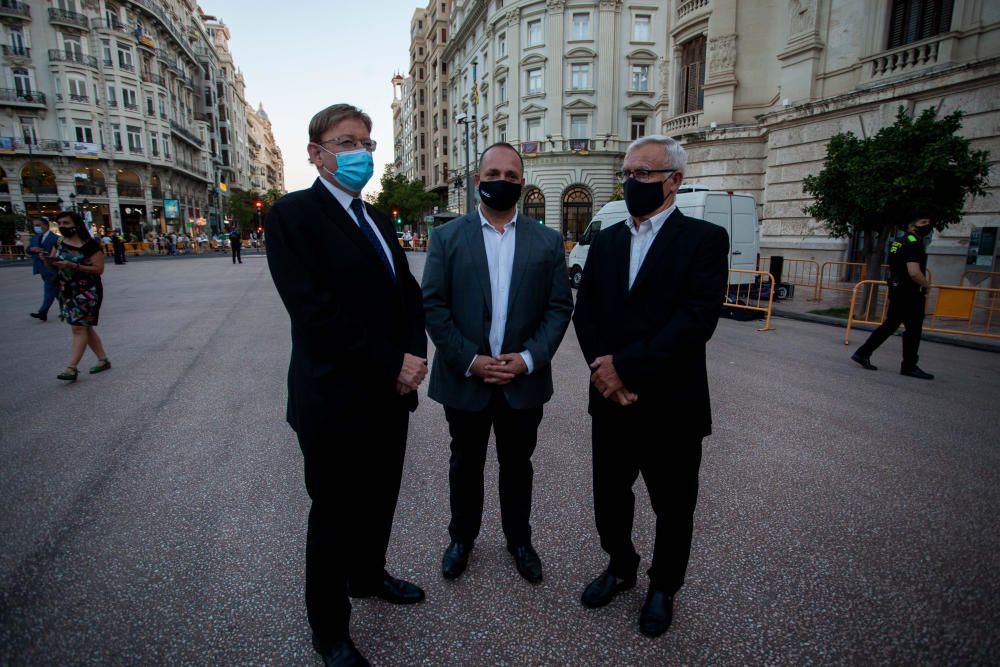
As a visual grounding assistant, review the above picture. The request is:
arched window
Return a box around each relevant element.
[74,163,107,195]
[116,168,143,198]
[561,186,592,242]
[150,174,162,199]
[21,161,57,195]
[522,187,545,222]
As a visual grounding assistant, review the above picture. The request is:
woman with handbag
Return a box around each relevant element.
[46,211,111,383]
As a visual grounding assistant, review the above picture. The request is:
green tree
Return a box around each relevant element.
[227,189,265,235]
[367,165,442,229]
[802,107,991,282]
[608,180,624,202]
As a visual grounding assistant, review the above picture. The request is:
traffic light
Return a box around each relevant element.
[392,208,401,225]
[254,200,263,210]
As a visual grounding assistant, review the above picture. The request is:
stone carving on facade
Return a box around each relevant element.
[789,0,816,36]
[505,8,521,26]
[659,57,670,102]
[708,34,737,75]
[599,0,622,11]
[546,0,565,11]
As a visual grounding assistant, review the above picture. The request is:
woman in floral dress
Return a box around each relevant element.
[46,211,111,382]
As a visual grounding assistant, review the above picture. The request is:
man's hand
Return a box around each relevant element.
[590,355,636,403]
[397,353,428,392]
[396,381,413,396]
[470,354,517,385]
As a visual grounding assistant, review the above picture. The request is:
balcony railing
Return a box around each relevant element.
[48,49,98,68]
[75,184,107,196]
[194,112,212,123]
[124,102,139,111]
[0,88,46,105]
[169,120,204,147]
[664,111,702,133]
[118,62,136,73]
[107,100,118,108]
[118,185,144,198]
[1,45,29,58]
[2,137,64,153]
[56,93,90,103]
[141,72,166,87]
[677,0,709,19]
[861,34,950,84]
[0,0,30,19]
[48,7,88,29]
[128,145,144,155]
[567,138,590,152]
[91,17,130,34]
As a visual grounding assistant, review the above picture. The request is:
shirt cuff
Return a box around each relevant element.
[465,354,477,378]
[519,351,534,375]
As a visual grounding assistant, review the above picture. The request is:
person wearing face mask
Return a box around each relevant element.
[421,142,573,586]
[264,104,428,667]
[47,211,110,382]
[573,135,729,638]
[27,216,58,321]
[851,214,935,379]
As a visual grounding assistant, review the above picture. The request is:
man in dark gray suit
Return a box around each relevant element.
[422,142,573,584]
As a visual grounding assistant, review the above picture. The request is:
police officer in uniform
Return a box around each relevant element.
[851,214,934,379]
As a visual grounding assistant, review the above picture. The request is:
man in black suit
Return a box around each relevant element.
[422,143,573,585]
[573,135,729,637]
[265,104,428,667]
[229,228,242,264]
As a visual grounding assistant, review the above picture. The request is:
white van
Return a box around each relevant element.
[566,190,760,288]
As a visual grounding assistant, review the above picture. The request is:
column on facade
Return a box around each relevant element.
[506,8,521,143]
[595,0,620,140]
[545,2,565,145]
[702,0,738,125]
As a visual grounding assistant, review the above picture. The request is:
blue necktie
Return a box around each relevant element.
[350,198,395,282]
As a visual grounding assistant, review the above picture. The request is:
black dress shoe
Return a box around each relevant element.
[507,543,543,583]
[851,352,877,370]
[639,589,674,637]
[29,312,47,321]
[901,366,934,380]
[581,569,637,608]
[442,541,472,580]
[351,572,425,604]
[313,636,370,667]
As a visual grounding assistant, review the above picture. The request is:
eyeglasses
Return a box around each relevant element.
[317,136,377,152]
[616,168,675,183]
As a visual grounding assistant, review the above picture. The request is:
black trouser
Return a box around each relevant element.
[592,408,703,594]
[444,391,543,547]
[296,408,409,643]
[113,245,125,264]
[856,288,925,370]
[232,244,241,263]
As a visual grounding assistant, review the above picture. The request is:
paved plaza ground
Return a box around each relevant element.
[1,252,998,665]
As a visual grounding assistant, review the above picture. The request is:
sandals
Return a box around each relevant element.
[57,366,79,382]
[89,358,111,374]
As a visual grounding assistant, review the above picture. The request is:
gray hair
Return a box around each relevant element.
[626,134,688,173]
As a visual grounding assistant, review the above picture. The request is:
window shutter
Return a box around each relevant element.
[888,0,906,49]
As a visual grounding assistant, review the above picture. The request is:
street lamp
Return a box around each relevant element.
[456,113,476,214]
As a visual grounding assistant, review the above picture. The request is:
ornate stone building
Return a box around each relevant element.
[430,0,998,282]
[0,1,282,238]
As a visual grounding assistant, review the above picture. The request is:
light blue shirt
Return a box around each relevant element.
[319,176,395,276]
[627,204,675,289]
[466,206,534,376]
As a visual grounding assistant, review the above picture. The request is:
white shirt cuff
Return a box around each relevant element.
[465,355,477,378]
[520,351,534,375]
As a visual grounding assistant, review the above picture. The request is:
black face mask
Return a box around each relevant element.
[59,226,77,237]
[623,178,667,218]
[478,179,522,212]
[913,225,932,238]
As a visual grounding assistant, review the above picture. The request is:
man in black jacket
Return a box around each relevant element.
[573,135,729,638]
[229,228,242,264]
[265,103,428,667]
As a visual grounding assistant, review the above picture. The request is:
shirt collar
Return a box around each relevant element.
[318,175,361,213]
[477,204,517,230]
[627,203,676,236]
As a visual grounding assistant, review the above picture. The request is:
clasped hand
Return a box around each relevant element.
[396,353,428,395]
[590,355,637,407]
[471,353,527,386]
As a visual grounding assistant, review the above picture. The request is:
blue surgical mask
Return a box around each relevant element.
[318,146,374,193]
[34,225,43,233]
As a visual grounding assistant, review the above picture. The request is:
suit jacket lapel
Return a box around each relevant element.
[506,215,530,317]
[611,223,631,297]
[629,208,687,295]
[463,214,493,317]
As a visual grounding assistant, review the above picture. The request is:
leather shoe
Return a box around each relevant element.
[313,636,370,667]
[581,569,637,608]
[639,589,674,637]
[441,541,471,580]
[29,312,47,321]
[350,572,425,604]
[901,366,934,380]
[507,543,543,583]
[851,352,877,370]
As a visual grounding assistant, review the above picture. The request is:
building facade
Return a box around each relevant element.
[433,0,999,283]
[0,0,283,239]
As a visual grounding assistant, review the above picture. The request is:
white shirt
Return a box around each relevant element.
[627,204,676,289]
[466,206,534,376]
[319,176,396,277]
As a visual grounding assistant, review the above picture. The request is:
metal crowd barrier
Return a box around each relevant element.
[960,269,1000,288]
[844,280,1000,343]
[0,244,29,260]
[816,261,867,302]
[760,257,821,300]
[725,269,776,332]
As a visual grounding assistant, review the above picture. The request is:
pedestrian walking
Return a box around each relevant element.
[111,229,127,265]
[45,211,111,383]
[851,213,935,379]
[229,228,242,264]
[421,142,573,584]
[27,217,58,321]
[265,103,428,667]
[572,135,729,637]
